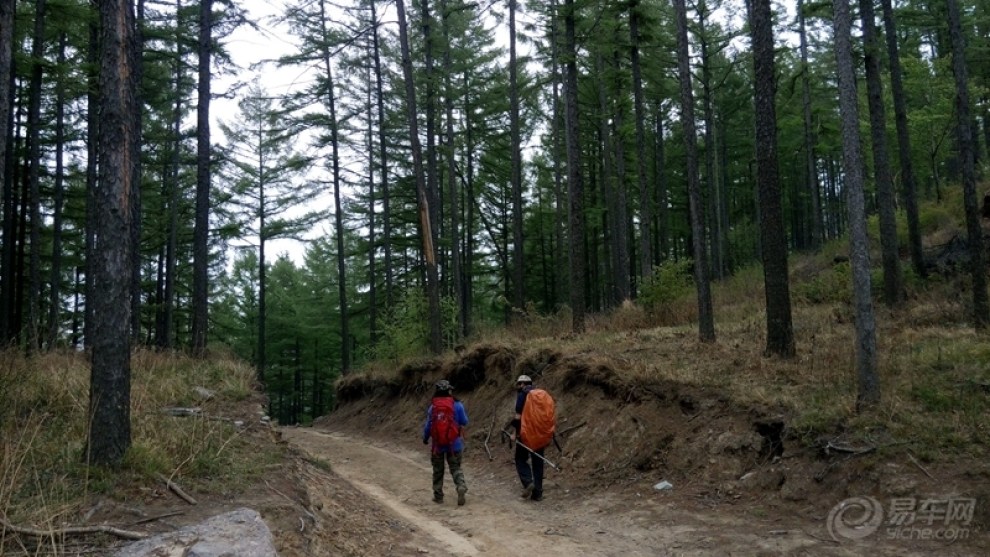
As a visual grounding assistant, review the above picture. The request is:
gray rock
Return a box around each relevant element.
[113,508,277,557]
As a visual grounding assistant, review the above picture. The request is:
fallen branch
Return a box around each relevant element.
[825,441,875,455]
[907,452,936,480]
[126,510,185,526]
[157,474,198,505]
[0,516,147,541]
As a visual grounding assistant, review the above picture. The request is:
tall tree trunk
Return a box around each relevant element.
[162,0,183,349]
[880,0,924,278]
[0,0,14,344]
[191,0,212,354]
[630,0,651,285]
[563,0,585,332]
[441,0,464,339]
[798,0,823,250]
[396,0,442,353]
[258,183,266,383]
[27,0,47,352]
[697,4,724,280]
[610,48,630,302]
[750,0,795,358]
[365,45,378,344]
[84,15,99,350]
[673,0,715,343]
[463,70,474,335]
[946,0,990,329]
[317,0,350,373]
[833,0,880,408]
[89,0,137,467]
[130,0,146,341]
[370,0,393,309]
[655,105,668,264]
[509,0,524,310]
[47,33,68,349]
[860,0,903,306]
[420,0,441,288]
[596,55,617,306]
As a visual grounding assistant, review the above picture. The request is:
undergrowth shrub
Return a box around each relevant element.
[639,260,694,318]
[794,261,852,304]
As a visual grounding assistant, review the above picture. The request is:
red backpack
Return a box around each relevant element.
[430,397,460,449]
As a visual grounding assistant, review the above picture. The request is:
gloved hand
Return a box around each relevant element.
[423,437,429,445]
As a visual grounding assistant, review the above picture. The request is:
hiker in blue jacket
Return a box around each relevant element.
[422,380,469,505]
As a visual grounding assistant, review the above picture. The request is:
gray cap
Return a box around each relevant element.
[516,375,532,383]
[435,379,453,392]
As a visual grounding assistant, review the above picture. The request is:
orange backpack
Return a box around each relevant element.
[520,388,556,450]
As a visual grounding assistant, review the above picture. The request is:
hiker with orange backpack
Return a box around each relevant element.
[508,374,556,502]
[422,380,470,505]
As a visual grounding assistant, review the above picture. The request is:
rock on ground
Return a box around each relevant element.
[113,508,277,557]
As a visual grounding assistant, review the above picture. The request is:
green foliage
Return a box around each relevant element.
[372,288,458,361]
[794,261,853,304]
[639,260,695,314]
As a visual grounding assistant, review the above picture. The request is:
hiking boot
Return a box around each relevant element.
[433,493,444,504]
[531,492,543,502]
[457,488,467,506]
[520,483,534,499]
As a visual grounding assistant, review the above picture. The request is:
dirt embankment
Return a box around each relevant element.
[309,343,988,555]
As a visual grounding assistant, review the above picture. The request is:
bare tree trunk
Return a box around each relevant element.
[630,0,651,285]
[365,46,378,344]
[420,0,441,289]
[88,0,137,467]
[84,16,98,350]
[673,0,715,343]
[946,0,990,329]
[26,0,47,352]
[509,0,524,310]
[130,0,146,342]
[798,0,823,250]
[860,0,903,306]
[833,0,880,408]
[317,0,350,372]
[370,0,393,309]
[880,0,924,278]
[463,70,475,335]
[564,0,585,333]
[191,0,212,354]
[441,0,464,339]
[396,0,442,353]
[610,47,630,302]
[161,0,183,349]
[750,0,795,358]
[0,0,14,344]
[47,33,68,349]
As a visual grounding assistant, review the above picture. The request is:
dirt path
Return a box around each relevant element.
[281,427,974,556]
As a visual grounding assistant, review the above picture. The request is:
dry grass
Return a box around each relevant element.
[0,347,277,552]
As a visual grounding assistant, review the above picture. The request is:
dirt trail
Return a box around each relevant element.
[281,427,965,556]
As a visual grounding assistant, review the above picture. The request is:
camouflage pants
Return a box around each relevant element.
[431,451,467,498]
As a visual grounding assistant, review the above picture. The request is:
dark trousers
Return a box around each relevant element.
[431,450,466,498]
[515,443,544,497]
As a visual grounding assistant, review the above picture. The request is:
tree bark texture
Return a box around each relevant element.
[89,0,137,467]
[191,0,212,354]
[564,0,586,333]
[832,0,880,408]
[750,0,795,358]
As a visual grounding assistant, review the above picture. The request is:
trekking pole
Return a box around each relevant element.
[483,413,496,460]
[500,430,562,471]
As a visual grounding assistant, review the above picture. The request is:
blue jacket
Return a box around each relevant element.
[422,398,469,453]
